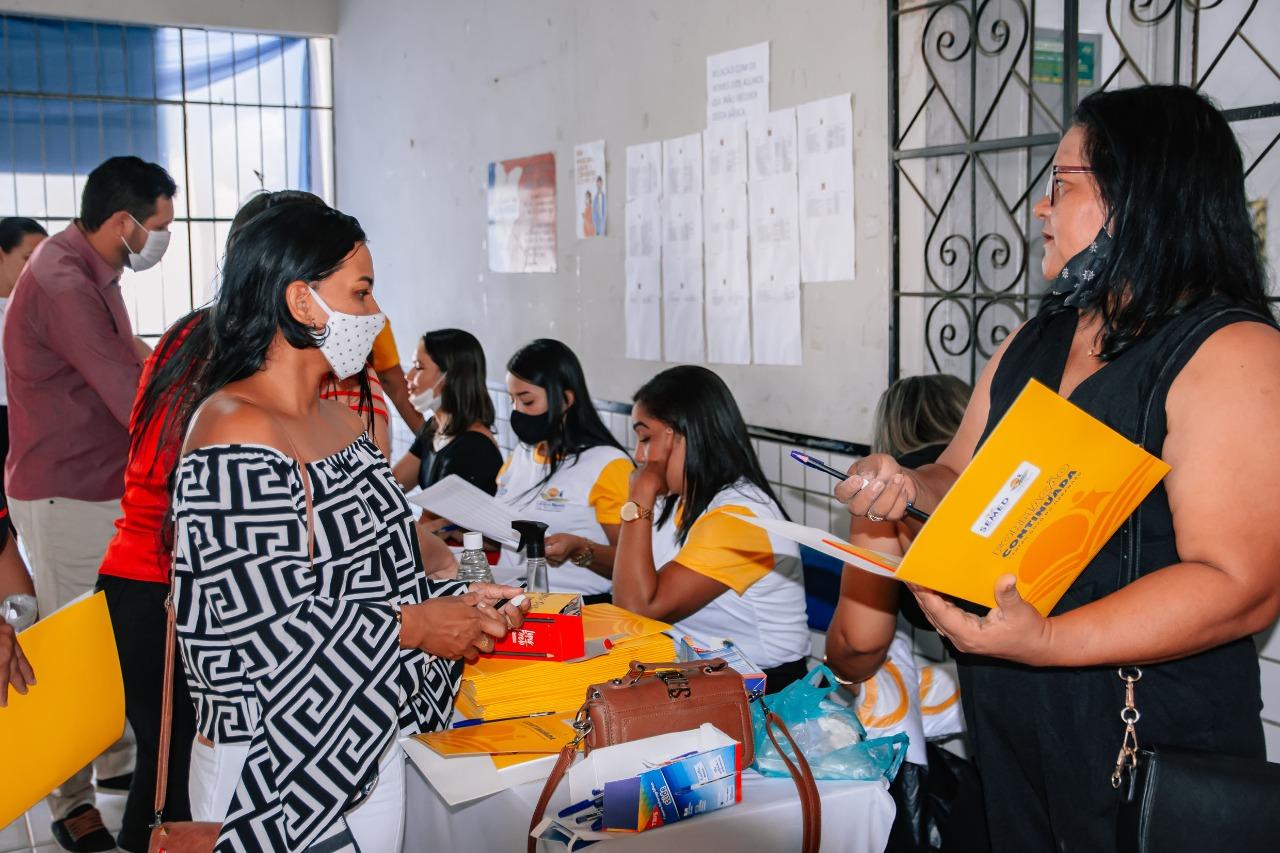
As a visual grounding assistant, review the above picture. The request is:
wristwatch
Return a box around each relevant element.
[571,544,595,568]
[620,500,653,522]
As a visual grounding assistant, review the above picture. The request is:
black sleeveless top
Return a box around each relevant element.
[960,296,1269,851]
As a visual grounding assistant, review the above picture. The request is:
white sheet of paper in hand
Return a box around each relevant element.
[725,512,900,578]
[406,475,520,547]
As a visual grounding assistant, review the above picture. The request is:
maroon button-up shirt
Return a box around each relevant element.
[3,223,142,502]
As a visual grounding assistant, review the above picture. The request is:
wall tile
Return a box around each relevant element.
[803,491,830,530]
[756,441,781,484]
[780,486,806,525]
[1261,657,1280,724]
[781,446,806,488]
[1266,720,1280,763]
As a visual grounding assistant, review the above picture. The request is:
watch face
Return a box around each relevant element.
[621,501,640,522]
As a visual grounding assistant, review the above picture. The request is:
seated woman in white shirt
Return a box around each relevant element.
[496,339,633,598]
[612,365,811,692]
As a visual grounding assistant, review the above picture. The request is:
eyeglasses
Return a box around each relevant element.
[1044,166,1094,206]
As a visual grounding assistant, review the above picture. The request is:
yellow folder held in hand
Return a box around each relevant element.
[736,380,1170,616]
[0,591,124,827]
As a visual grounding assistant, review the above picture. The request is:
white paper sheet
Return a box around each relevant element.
[407,475,520,547]
[625,195,663,360]
[726,512,900,578]
[663,132,703,197]
[797,94,856,281]
[661,192,705,363]
[706,41,770,125]
[799,159,856,282]
[747,107,797,181]
[703,120,748,189]
[703,183,751,365]
[626,141,662,199]
[748,174,802,365]
[400,737,560,806]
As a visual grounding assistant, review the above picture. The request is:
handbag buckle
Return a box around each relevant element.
[656,669,691,699]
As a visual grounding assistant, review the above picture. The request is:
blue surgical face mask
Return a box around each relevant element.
[1050,226,1113,308]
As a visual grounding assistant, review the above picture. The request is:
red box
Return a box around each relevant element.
[486,593,585,662]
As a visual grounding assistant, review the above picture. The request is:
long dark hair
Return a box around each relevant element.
[1047,85,1271,358]
[506,338,624,487]
[133,202,370,480]
[633,365,786,545]
[130,190,347,471]
[422,328,494,439]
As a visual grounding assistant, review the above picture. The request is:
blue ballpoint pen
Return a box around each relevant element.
[790,449,931,522]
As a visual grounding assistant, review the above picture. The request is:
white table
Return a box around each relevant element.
[404,759,895,852]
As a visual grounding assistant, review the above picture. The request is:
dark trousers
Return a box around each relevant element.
[97,574,195,852]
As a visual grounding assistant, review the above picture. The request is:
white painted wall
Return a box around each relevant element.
[333,0,891,444]
[0,0,340,36]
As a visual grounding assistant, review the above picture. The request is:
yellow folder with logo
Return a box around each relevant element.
[0,591,124,827]
[737,380,1170,615]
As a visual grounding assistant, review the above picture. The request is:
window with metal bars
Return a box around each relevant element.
[0,13,334,340]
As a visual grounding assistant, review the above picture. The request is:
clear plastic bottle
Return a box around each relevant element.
[512,520,550,593]
[456,531,494,584]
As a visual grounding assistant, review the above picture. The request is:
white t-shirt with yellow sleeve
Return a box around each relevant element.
[651,480,811,670]
[494,442,633,595]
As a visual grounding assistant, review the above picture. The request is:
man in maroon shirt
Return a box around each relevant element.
[3,156,176,853]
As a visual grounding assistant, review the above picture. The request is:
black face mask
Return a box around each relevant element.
[1050,226,1113,308]
[510,409,555,445]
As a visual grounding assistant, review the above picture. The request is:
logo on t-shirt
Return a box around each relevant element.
[538,486,569,508]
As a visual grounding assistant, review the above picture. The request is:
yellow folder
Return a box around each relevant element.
[0,592,125,827]
[736,380,1170,616]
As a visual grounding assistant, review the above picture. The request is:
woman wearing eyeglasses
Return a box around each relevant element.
[835,85,1280,851]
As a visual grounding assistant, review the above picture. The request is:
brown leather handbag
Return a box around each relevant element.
[149,419,317,853]
[528,659,821,853]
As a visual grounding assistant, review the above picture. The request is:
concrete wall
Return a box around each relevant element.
[0,0,340,36]
[332,0,891,444]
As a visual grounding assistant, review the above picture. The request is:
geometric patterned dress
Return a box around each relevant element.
[172,436,468,851]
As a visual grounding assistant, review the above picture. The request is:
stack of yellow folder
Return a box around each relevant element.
[455,604,675,720]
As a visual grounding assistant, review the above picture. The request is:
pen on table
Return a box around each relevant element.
[790,450,931,522]
[450,710,556,729]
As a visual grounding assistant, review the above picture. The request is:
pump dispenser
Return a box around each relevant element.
[512,520,550,592]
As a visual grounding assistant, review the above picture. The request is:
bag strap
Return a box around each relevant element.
[765,709,822,853]
[152,398,316,826]
[525,702,822,853]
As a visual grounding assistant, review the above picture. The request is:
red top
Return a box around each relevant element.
[3,223,141,502]
[100,316,394,585]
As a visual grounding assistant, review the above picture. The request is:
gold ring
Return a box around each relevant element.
[867,511,885,523]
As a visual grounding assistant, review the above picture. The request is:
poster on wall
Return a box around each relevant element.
[625,195,663,361]
[707,41,770,125]
[574,140,607,239]
[661,192,705,363]
[749,174,802,365]
[487,152,558,273]
[704,182,751,365]
[797,94,856,282]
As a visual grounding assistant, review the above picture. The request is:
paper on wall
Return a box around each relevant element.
[661,192,705,363]
[704,183,751,365]
[748,174,802,365]
[703,120,747,189]
[799,160,856,282]
[626,142,662,199]
[625,195,663,360]
[663,132,703,197]
[573,139,608,239]
[407,475,520,547]
[797,94,856,281]
[706,41,769,125]
[747,107,797,181]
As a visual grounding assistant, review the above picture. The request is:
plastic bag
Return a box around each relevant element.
[752,664,910,783]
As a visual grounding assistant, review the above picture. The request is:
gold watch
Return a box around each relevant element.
[620,500,653,522]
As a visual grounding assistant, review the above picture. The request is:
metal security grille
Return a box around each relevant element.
[888,0,1280,383]
[0,14,334,338]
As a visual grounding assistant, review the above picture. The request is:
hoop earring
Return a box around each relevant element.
[308,320,328,346]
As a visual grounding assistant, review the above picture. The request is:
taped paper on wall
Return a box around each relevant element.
[661,192,705,363]
[704,183,751,365]
[748,174,802,365]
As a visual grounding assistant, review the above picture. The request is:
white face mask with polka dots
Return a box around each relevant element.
[308,288,386,380]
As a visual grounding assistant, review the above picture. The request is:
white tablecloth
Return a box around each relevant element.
[403,759,895,853]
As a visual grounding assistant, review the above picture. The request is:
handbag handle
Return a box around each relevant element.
[526,699,821,853]
[624,658,728,682]
[153,400,316,826]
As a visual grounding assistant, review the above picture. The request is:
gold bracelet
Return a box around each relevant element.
[823,654,858,686]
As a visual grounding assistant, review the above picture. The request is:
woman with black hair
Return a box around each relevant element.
[393,328,502,494]
[161,201,526,851]
[612,365,810,692]
[496,339,633,596]
[0,217,47,503]
[837,85,1280,851]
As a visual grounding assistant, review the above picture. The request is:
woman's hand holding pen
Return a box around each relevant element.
[835,454,920,523]
[400,588,529,663]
